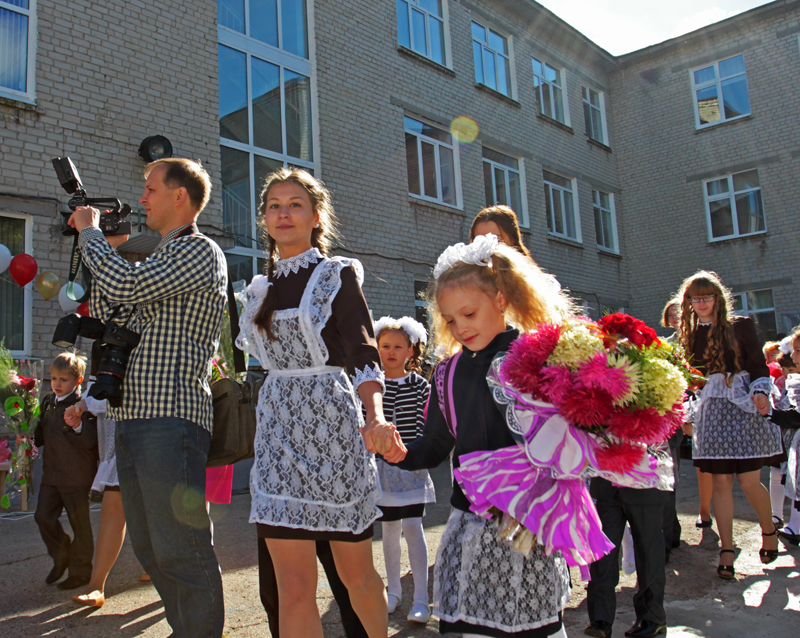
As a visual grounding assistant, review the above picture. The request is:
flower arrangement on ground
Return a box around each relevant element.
[0,343,43,509]
[454,313,697,567]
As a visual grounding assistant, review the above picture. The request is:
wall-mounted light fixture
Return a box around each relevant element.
[138,136,174,162]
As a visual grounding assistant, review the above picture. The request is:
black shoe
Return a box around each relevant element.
[778,527,800,546]
[45,561,68,585]
[625,620,667,637]
[585,620,613,638]
[57,575,91,590]
[695,516,713,528]
[717,549,735,579]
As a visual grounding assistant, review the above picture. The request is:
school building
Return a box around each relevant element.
[1,0,799,366]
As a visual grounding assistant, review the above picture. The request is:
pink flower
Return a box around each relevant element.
[501,324,561,396]
[0,439,10,464]
[576,352,632,404]
[537,365,573,404]
[558,385,615,428]
[596,440,646,473]
[607,406,680,445]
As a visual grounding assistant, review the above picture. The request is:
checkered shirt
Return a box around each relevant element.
[78,224,228,432]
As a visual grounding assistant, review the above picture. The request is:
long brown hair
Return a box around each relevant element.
[253,168,340,338]
[469,205,531,259]
[678,271,740,382]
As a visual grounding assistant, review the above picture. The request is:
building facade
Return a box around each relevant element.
[1,0,798,365]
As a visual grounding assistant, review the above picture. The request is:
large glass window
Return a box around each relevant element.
[734,289,777,343]
[703,169,765,241]
[582,86,606,144]
[691,54,750,128]
[472,21,511,97]
[0,214,30,353]
[0,0,36,101]
[397,0,446,65]
[543,170,579,241]
[218,0,314,278]
[593,190,618,253]
[404,116,458,206]
[532,57,566,124]
[482,148,526,226]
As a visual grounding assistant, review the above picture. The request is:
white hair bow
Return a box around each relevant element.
[433,233,499,279]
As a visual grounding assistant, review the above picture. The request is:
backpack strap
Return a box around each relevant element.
[433,351,461,438]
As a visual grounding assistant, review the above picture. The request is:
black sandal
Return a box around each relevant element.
[761,526,779,564]
[717,549,735,579]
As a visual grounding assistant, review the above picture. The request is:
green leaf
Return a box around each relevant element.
[20,421,29,432]
[0,494,9,510]
[31,404,41,418]
[3,396,23,417]
[17,476,26,485]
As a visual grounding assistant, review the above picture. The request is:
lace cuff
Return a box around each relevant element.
[749,376,776,399]
[352,363,385,392]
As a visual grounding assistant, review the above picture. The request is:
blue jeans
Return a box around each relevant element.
[116,417,224,638]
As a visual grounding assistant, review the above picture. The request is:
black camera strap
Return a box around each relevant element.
[66,235,92,303]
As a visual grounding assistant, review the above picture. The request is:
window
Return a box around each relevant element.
[691,54,750,128]
[472,21,511,97]
[532,57,567,124]
[703,169,765,241]
[218,0,314,278]
[482,147,527,226]
[593,190,618,253]
[0,213,32,354]
[543,171,579,241]
[734,289,777,342]
[397,0,446,65]
[404,116,459,206]
[0,0,36,102]
[582,86,607,144]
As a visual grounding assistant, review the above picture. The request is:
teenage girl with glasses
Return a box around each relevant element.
[678,271,783,579]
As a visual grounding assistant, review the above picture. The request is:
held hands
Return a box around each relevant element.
[64,402,86,429]
[361,417,408,463]
[752,393,771,416]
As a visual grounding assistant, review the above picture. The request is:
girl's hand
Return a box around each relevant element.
[752,393,770,415]
[381,431,408,463]
[64,405,85,429]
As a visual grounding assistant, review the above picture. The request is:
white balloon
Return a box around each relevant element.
[58,283,85,312]
[0,244,11,274]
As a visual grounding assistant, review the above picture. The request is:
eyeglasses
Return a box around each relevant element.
[690,295,715,304]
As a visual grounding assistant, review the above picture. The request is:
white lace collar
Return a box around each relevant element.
[274,247,323,278]
[699,321,712,326]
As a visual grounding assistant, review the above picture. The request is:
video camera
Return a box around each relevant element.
[52,157,132,236]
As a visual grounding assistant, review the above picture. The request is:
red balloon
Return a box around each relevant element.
[9,254,38,286]
[76,302,90,317]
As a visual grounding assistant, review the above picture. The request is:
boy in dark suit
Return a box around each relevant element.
[33,352,98,590]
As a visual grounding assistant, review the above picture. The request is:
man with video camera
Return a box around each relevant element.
[69,158,227,638]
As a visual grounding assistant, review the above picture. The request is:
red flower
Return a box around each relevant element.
[558,385,615,429]
[537,365,573,404]
[596,440,646,473]
[576,352,632,404]
[501,324,561,396]
[597,313,659,348]
[14,376,36,392]
[607,407,678,445]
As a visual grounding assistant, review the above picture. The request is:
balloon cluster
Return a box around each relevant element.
[0,243,88,315]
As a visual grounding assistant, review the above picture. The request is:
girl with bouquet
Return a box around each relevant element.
[379,234,574,637]
[679,271,782,578]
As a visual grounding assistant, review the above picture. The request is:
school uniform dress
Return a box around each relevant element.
[376,373,435,521]
[768,374,800,504]
[83,385,118,494]
[397,328,570,637]
[690,317,783,474]
[236,247,383,541]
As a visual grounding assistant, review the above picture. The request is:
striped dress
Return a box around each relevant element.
[376,373,436,519]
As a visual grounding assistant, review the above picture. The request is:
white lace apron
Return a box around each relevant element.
[780,375,800,500]
[237,257,381,534]
[692,371,782,460]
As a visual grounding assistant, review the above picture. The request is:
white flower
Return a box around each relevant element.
[433,233,499,278]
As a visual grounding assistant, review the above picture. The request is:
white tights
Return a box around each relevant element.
[381,517,429,603]
[770,467,785,520]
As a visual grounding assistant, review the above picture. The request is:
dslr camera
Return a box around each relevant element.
[52,157,132,236]
[52,313,140,407]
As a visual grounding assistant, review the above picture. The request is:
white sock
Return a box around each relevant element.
[382,520,403,599]
[402,517,429,603]
[787,505,800,535]
[770,467,785,520]
[621,524,635,573]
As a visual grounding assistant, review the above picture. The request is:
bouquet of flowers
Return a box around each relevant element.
[454,313,692,567]
[0,343,43,509]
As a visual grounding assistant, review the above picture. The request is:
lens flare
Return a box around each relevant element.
[451,116,479,143]
[171,484,207,528]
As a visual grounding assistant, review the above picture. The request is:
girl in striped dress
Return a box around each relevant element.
[373,316,436,624]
